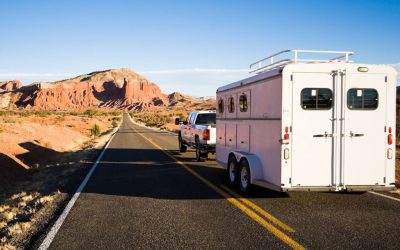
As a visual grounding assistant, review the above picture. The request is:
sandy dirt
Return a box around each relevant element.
[0,111,120,249]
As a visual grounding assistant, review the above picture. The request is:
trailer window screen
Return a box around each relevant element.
[228,96,235,113]
[218,99,224,113]
[239,94,248,112]
[301,88,333,110]
[347,88,378,110]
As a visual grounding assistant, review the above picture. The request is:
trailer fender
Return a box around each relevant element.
[230,152,263,184]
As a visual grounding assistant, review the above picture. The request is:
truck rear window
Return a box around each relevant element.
[301,88,333,110]
[347,88,378,110]
[196,113,216,125]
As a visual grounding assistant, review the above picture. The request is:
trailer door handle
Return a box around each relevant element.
[350,131,364,137]
[313,131,333,138]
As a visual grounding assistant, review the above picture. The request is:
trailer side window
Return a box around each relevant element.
[239,94,248,112]
[301,88,333,110]
[218,99,224,113]
[228,96,235,113]
[347,88,378,110]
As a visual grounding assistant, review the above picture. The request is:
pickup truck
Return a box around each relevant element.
[175,110,216,161]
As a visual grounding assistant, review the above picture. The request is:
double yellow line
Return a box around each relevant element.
[130,123,305,250]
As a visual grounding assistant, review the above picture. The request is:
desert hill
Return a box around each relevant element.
[0,69,171,111]
[0,80,22,93]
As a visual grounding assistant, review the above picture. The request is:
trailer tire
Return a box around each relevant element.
[239,159,252,194]
[178,134,187,153]
[227,155,239,187]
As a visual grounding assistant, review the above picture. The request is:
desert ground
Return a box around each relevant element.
[0,110,120,250]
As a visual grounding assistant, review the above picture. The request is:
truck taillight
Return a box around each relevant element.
[203,129,210,140]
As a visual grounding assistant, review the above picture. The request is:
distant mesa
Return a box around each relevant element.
[0,80,22,93]
[0,69,214,111]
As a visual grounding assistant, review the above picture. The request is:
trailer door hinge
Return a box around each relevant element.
[385,76,387,83]
[384,177,386,183]
[290,75,293,81]
[289,177,292,184]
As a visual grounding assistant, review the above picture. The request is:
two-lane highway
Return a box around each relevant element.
[46,114,400,249]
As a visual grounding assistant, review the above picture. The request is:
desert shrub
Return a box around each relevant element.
[0,127,3,133]
[112,119,119,128]
[84,109,101,117]
[35,110,52,117]
[107,111,121,116]
[90,124,101,137]
[112,116,121,122]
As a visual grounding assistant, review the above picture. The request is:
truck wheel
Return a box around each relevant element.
[195,138,206,162]
[178,134,187,153]
[239,160,252,193]
[227,155,238,187]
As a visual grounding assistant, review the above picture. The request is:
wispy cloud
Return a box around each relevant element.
[139,68,248,75]
[0,73,78,78]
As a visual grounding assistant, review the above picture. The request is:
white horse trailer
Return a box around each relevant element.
[216,50,397,193]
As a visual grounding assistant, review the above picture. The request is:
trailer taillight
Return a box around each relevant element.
[203,129,210,141]
[388,127,393,145]
[388,134,393,145]
[280,126,290,144]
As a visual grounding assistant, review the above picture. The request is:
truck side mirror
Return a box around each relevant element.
[175,118,180,125]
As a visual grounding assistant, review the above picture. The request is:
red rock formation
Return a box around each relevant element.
[0,80,22,93]
[0,69,169,110]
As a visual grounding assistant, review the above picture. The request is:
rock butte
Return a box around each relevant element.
[0,80,22,93]
[0,69,196,111]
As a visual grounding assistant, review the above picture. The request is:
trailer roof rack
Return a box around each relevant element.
[249,50,354,74]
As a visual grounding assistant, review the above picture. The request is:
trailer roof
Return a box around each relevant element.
[217,68,282,93]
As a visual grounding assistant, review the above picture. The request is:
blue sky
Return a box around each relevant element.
[0,0,399,96]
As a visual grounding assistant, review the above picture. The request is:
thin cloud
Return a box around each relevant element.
[0,73,78,78]
[139,68,248,75]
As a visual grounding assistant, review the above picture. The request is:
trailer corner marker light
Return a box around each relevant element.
[284,148,290,160]
[389,127,392,133]
[357,67,369,72]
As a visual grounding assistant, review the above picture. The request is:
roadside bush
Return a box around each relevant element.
[0,127,3,133]
[90,124,101,137]
[112,119,119,128]
[84,109,101,117]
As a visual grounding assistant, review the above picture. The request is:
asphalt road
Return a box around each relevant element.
[47,114,400,249]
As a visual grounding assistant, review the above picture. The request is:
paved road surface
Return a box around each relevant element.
[47,114,400,249]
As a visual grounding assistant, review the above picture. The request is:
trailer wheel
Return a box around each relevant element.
[178,134,187,153]
[239,160,252,193]
[195,138,206,162]
[227,155,238,187]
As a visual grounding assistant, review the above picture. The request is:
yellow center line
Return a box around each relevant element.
[129,124,305,250]
[219,185,295,233]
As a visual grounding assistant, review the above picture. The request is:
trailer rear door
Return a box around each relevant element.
[342,73,386,186]
[291,73,334,187]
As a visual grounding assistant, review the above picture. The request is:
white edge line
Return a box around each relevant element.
[369,191,400,203]
[38,127,119,250]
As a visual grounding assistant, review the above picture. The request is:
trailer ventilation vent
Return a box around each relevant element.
[249,50,354,74]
